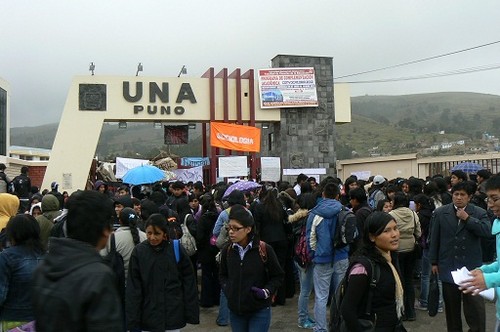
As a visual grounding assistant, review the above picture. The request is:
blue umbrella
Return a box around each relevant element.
[223,181,262,198]
[451,161,484,174]
[122,164,165,185]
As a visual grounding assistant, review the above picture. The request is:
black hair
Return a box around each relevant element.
[260,185,283,223]
[6,214,43,253]
[392,191,410,209]
[477,169,492,180]
[354,211,397,263]
[407,177,424,196]
[149,191,166,206]
[323,183,339,199]
[300,181,313,195]
[485,174,500,192]
[376,198,391,212]
[145,213,169,240]
[296,173,308,184]
[65,190,114,246]
[20,166,29,175]
[451,170,468,182]
[176,197,191,222]
[451,181,474,196]
[413,193,435,211]
[228,204,255,238]
[297,193,317,210]
[349,187,367,203]
[343,176,358,195]
[119,207,140,245]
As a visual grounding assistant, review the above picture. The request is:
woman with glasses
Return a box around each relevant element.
[219,204,284,332]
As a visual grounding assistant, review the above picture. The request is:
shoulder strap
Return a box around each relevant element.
[110,233,117,253]
[363,258,380,317]
[173,239,180,263]
[184,213,191,225]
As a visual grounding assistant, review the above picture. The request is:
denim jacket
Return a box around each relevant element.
[0,245,44,321]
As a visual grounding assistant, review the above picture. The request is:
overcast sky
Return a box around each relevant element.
[2,0,500,127]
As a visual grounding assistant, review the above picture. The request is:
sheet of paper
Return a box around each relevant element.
[451,266,495,301]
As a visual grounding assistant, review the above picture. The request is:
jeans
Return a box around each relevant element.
[230,306,271,332]
[313,262,335,332]
[295,262,314,324]
[418,249,443,308]
[330,258,349,299]
[217,290,230,325]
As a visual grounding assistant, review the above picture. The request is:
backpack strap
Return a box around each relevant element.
[360,257,380,317]
[173,239,180,264]
[110,233,117,253]
[258,240,268,263]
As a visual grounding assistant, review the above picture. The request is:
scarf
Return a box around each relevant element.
[379,249,404,319]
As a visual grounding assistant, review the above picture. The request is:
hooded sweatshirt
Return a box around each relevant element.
[0,193,20,231]
[36,194,61,250]
[389,207,422,252]
[32,237,123,331]
[306,198,343,264]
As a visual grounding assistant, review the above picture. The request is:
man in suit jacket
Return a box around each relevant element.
[429,181,491,332]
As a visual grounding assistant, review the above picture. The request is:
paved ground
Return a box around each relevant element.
[184,283,497,331]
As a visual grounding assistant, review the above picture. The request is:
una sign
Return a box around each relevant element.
[122,81,197,116]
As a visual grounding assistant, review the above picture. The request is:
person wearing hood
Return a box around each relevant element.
[389,191,422,321]
[0,193,20,232]
[33,190,123,332]
[29,202,42,218]
[35,194,62,251]
[306,183,342,332]
[94,180,111,197]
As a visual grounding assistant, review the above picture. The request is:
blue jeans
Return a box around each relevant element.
[217,290,230,325]
[419,249,443,308]
[229,306,271,332]
[330,258,349,298]
[295,262,314,325]
[313,262,334,332]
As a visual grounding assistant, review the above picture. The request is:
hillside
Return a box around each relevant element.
[10,92,500,160]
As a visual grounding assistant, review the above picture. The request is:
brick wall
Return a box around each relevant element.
[28,166,47,190]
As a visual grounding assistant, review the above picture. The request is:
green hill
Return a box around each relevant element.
[10,92,500,161]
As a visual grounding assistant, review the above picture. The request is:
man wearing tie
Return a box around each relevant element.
[429,181,491,332]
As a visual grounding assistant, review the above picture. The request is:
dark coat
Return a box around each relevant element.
[253,202,287,243]
[126,240,199,331]
[429,203,491,283]
[195,210,219,264]
[32,237,123,332]
[219,237,284,315]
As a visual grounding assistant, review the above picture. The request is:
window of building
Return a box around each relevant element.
[268,133,274,151]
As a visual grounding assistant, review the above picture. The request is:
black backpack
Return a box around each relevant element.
[103,233,126,302]
[333,207,359,249]
[329,257,380,332]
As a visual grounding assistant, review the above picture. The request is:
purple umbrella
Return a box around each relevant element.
[223,181,262,198]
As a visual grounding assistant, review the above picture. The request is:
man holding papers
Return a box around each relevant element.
[461,174,500,331]
[429,181,491,332]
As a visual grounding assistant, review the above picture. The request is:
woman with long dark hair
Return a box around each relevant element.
[253,185,288,305]
[0,214,44,330]
[101,207,146,279]
[340,212,406,331]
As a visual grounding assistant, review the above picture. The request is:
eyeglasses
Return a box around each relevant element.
[485,196,500,204]
[226,225,245,232]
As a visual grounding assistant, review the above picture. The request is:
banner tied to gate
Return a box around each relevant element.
[210,122,261,153]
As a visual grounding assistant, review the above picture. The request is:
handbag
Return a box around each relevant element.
[428,273,440,317]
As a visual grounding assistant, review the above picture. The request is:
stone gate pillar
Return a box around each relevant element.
[261,55,336,181]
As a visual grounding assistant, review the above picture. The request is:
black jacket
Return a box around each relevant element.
[32,237,123,332]
[219,237,284,315]
[195,210,219,264]
[126,240,199,331]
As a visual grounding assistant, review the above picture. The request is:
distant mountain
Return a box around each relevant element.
[11,92,500,160]
[10,122,203,161]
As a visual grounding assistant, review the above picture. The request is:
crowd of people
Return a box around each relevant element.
[0,166,500,332]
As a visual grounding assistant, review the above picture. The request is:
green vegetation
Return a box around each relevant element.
[11,92,500,161]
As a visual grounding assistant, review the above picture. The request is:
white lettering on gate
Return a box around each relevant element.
[216,133,254,145]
